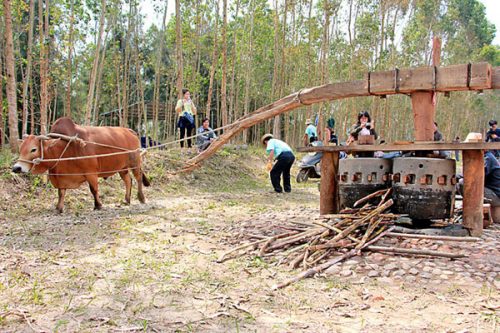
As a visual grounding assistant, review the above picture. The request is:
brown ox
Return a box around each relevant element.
[12,118,150,212]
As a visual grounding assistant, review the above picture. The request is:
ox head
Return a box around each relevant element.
[12,135,51,174]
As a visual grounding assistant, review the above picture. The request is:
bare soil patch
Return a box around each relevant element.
[0,149,498,332]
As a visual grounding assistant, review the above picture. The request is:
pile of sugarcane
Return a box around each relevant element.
[218,186,468,289]
[218,199,398,288]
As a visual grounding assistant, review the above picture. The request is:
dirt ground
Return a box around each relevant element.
[0,149,498,332]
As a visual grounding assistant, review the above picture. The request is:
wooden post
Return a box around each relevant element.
[462,150,484,236]
[411,92,435,141]
[411,37,440,142]
[320,152,339,215]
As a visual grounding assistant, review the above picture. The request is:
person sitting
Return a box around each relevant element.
[347,111,378,144]
[457,151,500,223]
[325,117,338,145]
[486,120,500,158]
[433,122,451,158]
[196,118,217,152]
[347,111,378,157]
[485,150,500,223]
[303,119,318,146]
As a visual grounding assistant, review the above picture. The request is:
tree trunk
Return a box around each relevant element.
[85,0,107,125]
[92,30,109,125]
[272,0,281,138]
[280,0,288,140]
[175,0,183,99]
[220,0,228,127]
[242,0,254,143]
[121,1,134,127]
[64,0,74,118]
[0,34,5,150]
[21,0,35,135]
[38,0,48,134]
[228,0,240,124]
[3,0,19,151]
[206,0,219,124]
[153,0,168,141]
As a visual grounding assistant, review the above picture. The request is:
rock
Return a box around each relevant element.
[405,275,417,283]
[438,245,452,252]
[383,263,398,271]
[439,274,450,280]
[422,266,433,273]
[409,268,419,275]
[393,270,405,277]
[401,263,411,271]
[378,277,393,284]
[420,273,432,279]
[370,253,386,262]
[442,270,454,275]
[325,266,341,274]
[345,259,361,265]
[494,280,500,290]
[368,270,379,278]
[432,268,442,275]
[340,270,353,277]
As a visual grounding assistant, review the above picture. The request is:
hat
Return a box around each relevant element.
[305,119,312,125]
[489,120,498,127]
[261,133,273,145]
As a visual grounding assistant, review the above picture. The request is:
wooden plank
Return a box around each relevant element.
[399,67,434,93]
[436,64,469,91]
[469,62,492,90]
[296,141,500,153]
[320,152,339,215]
[462,150,484,236]
[411,91,435,141]
[369,70,395,95]
[492,66,500,89]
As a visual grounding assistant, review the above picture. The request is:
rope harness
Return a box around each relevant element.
[16,122,232,176]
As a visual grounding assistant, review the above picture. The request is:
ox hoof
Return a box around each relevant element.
[56,208,64,214]
[94,205,103,210]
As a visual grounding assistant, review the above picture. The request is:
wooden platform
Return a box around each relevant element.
[298,141,500,237]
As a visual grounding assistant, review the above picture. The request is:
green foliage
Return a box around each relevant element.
[2,0,498,147]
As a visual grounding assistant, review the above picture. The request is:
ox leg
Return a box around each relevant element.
[56,189,66,213]
[132,169,146,203]
[88,177,103,210]
[119,171,132,205]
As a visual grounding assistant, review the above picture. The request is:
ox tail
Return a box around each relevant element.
[142,171,151,187]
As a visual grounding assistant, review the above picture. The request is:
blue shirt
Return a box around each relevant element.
[305,125,317,139]
[266,139,292,158]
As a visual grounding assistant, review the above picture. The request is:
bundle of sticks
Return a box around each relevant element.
[218,188,469,289]
[217,199,395,287]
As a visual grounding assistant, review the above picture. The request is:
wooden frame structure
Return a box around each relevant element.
[185,59,500,236]
[298,142,500,237]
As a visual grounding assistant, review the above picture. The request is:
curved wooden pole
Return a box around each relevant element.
[185,80,368,169]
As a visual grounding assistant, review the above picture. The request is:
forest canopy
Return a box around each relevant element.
[1,0,499,152]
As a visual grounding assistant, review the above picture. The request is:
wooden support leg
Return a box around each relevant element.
[462,150,484,236]
[320,152,339,215]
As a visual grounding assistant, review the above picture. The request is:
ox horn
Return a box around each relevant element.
[37,135,51,140]
[22,134,29,139]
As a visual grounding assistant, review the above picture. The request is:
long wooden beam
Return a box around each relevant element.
[297,142,500,153]
[186,63,498,168]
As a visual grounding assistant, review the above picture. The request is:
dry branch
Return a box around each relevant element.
[365,245,466,258]
[353,189,387,208]
[386,233,480,242]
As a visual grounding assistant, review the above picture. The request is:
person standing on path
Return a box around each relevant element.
[176,88,197,149]
[262,134,295,193]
